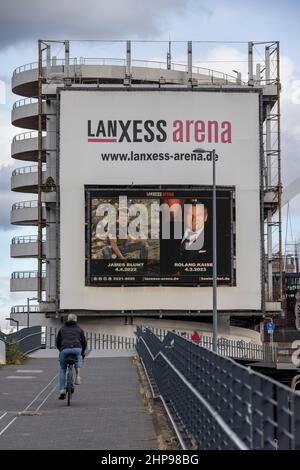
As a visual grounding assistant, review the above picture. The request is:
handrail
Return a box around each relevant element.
[145,326,275,362]
[11,271,46,279]
[136,327,300,450]
[3,326,42,356]
[12,131,46,142]
[13,97,38,109]
[14,61,40,75]
[13,57,246,85]
[13,58,77,75]
[12,200,45,210]
[139,334,248,450]
[11,235,46,244]
[11,305,40,313]
[12,163,46,176]
[80,57,126,66]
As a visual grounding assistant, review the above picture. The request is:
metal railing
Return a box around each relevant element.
[13,58,77,74]
[13,131,39,142]
[136,327,300,450]
[11,235,45,244]
[11,305,40,314]
[80,57,125,66]
[12,163,46,176]
[12,200,43,210]
[1,326,42,355]
[14,62,39,74]
[13,97,38,109]
[145,326,276,362]
[11,271,46,279]
[13,57,246,85]
[46,327,136,350]
[79,57,240,83]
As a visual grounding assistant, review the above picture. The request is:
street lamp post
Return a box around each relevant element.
[27,297,38,328]
[193,147,218,352]
[5,318,19,331]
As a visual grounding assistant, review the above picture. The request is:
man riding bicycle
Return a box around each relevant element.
[56,313,87,400]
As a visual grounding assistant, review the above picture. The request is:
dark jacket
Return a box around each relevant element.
[56,320,87,354]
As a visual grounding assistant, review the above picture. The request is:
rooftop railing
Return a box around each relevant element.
[11,235,46,244]
[12,164,46,176]
[11,271,46,279]
[13,57,245,85]
[146,326,274,362]
[12,97,38,109]
[11,305,40,313]
[12,200,44,210]
[12,131,46,142]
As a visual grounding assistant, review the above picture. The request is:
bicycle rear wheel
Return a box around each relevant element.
[66,366,72,406]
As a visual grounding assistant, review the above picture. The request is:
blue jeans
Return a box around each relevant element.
[59,348,81,390]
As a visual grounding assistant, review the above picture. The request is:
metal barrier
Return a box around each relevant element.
[136,327,300,450]
[12,164,46,176]
[11,235,46,244]
[12,200,42,210]
[13,97,38,109]
[13,131,39,141]
[13,58,76,74]
[45,327,136,350]
[11,271,46,279]
[1,326,42,356]
[10,304,40,314]
[13,57,245,85]
[144,326,276,363]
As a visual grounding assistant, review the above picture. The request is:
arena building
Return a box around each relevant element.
[9,40,282,341]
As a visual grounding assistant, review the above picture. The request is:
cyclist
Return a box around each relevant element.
[56,313,87,400]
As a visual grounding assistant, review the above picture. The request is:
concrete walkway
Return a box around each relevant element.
[0,354,158,450]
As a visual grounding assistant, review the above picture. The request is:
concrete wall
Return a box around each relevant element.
[11,241,46,258]
[10,276,46,292]
[11,314,262,344]
[0,338,6,365]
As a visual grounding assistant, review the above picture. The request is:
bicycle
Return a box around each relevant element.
[64,353,76,406]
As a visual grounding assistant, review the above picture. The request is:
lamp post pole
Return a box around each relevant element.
[6,318,19,332]
[193,147,218,352]
[212,149,218,353]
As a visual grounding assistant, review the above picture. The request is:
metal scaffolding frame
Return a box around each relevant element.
[37,40,45,302]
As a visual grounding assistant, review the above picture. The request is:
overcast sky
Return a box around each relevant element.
[0,0,300,327]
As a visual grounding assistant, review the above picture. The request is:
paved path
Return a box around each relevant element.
[0,355,158,450]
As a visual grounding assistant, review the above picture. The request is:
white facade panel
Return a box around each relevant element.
[59,89,261,311]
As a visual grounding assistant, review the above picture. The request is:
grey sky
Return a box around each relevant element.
[0,163,28,230]
[0,0,199,49]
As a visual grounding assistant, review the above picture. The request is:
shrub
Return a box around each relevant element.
[6,341,26,365]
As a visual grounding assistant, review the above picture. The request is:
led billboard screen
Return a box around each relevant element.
[85,186,235,286]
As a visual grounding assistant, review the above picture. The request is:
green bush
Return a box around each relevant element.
[6,341,26,365]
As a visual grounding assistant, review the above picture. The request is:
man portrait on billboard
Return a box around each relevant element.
[179,200,208,260]
[100,206,149,260]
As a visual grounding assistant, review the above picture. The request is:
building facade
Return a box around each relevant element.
[10,40,282,333]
